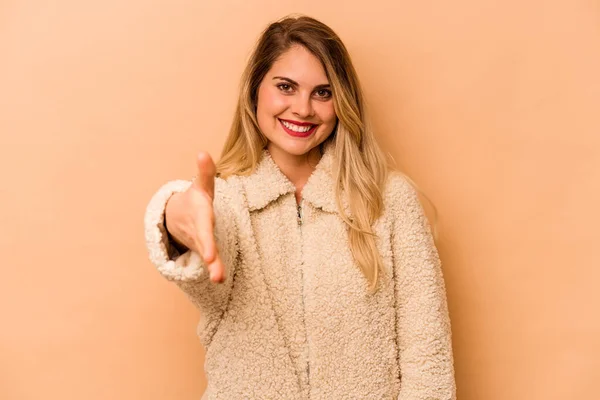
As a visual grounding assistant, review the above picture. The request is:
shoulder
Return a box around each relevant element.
[383,171,421,210]
[213,175,247,214]
[381,171,431,234]
[214,175,242,195]
[214,175,230,192]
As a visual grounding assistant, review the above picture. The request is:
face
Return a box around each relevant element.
[256,45,337,162]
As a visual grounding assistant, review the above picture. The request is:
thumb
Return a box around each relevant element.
[193,151,216,199]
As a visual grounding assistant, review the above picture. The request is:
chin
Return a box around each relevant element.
[270,139,316,157]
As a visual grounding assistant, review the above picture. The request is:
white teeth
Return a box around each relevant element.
[281,120,314,132]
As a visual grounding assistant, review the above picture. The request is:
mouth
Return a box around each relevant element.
[279,119,318,138]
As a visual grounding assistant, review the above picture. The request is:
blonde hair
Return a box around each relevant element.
[216,15,437,293]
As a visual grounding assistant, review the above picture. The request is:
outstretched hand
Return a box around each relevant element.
[165,152,226,283]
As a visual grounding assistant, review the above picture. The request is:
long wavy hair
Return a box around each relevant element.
[216,15,437,293]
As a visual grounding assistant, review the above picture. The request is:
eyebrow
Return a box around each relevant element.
[272,76,331,90]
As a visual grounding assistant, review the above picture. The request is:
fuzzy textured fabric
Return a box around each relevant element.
[144,144,456,399]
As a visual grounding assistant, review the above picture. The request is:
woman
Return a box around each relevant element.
[144,15,456,399]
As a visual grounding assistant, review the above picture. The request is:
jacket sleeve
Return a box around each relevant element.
[143,179,238,343]
[390,175,456,400]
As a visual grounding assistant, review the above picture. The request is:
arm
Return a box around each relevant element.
[143,178,238,343]
[390,176,456,400]
[145,180,194,275]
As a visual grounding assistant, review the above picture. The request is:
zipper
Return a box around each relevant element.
[297,199,303,226]
[297,198,310,397]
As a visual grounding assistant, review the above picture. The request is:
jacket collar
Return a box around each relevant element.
[241,142,351,217]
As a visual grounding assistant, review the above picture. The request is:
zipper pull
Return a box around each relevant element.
[297,198,303,226]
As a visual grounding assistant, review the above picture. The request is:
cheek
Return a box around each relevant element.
[257,86,288,116]
[316,103,337,126]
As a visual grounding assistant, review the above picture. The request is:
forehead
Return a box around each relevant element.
[267,45,329,84]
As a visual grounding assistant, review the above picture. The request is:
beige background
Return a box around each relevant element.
[1,0,599,399]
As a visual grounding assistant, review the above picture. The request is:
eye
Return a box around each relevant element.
[277,83,294,93]
[315,89,332,99]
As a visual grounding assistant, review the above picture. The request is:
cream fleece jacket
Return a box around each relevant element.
[144,144,456,399]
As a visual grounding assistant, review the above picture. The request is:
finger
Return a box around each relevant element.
[196,217,217,264]
[193,151,216,199]
[193,239,205,262]
[207,254,226,283]
[196,235,216,264]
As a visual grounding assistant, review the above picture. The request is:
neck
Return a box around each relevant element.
[267,144,323,201]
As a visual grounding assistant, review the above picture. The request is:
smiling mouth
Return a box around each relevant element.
[279,119,318,137]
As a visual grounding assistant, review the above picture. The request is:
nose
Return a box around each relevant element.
[290,92,314,118]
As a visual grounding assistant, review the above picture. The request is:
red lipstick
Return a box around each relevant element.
[279,119,318,138]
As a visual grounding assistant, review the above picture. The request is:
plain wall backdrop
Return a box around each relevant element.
[1,0,599,399]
